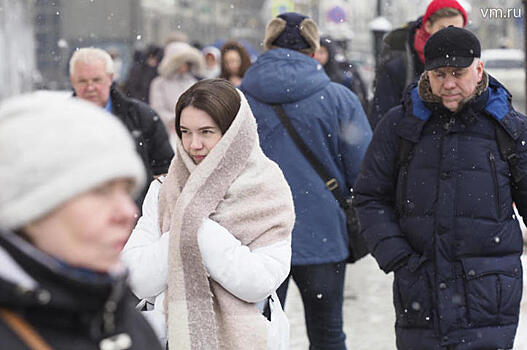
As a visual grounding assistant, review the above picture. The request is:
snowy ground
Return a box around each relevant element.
[286,253,527,349]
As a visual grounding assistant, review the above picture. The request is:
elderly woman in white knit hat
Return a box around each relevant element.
[0,92,163,350]
[121,79,294,350]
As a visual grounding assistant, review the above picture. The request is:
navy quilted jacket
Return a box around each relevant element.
[354,76,526,349]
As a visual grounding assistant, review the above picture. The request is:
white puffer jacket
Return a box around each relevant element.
[121,178,291,349]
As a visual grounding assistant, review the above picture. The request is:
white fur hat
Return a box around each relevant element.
[0,92,146,229]
[158,42,205,78]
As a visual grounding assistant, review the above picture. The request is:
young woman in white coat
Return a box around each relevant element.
[121,79,295,350]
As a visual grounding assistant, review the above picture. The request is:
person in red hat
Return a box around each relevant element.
[369,0,467,130]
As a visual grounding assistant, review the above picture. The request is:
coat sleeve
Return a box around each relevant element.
[510,126,527,226]
[197,218,291,303]
[353,112,416,273]
[121,180,169,299]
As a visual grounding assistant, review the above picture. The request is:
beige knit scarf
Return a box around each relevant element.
[158,91,295,349]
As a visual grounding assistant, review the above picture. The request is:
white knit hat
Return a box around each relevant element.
[0,91,146,229]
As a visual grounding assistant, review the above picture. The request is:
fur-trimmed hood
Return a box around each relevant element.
[158,42,205,78]
[241,48,330,104]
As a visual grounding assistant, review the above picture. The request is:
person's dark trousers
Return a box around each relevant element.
[277,261,347,350]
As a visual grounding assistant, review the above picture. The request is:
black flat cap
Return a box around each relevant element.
[424,26,481,71]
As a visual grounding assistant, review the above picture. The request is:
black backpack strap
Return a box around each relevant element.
[271,104,349,210]
[396,137,415,215]
[495,123,523,183]
[397,138,415,169]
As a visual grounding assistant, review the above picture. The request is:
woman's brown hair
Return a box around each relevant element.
[174,78,241,138]
[219,41,252,81]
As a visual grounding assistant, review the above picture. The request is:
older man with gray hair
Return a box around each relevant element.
[69,48,174,209]
[354,26,526,349]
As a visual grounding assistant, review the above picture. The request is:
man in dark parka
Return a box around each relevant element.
[354,27,526,350]
[69,47,174,209]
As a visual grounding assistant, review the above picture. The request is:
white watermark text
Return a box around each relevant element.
[480,7,522,19]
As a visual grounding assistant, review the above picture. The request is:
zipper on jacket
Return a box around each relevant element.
[443,116,456,132]
[496,275,502,323]
[488,152,501,218]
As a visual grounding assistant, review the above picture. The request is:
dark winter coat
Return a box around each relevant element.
[0,230,163,350]
[319,36,369,112]
[109,84,174,207]
[354,74,526,349]
[370,18,424,130]
[123,64,159,104]
[240,48,372,265]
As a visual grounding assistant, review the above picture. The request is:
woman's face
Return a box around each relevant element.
[180,105,223,164]
[24,179,138,272]
[224,49,242,76]
[424,14,464,35]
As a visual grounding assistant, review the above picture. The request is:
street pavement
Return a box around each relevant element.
[286,254,527,349]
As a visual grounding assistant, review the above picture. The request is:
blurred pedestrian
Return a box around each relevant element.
[108,48,124,84]
[163,31,189,46]
[220,41,251,86]
[69,47,174,210]
[370,0,467,129]
[315,36,370,113]
[241,12,372,350]
[0,92,162,350]
[123,44,163,104]
[201,45,221,79]
[149,41,205,139]
[354,27,526,350]
[122,79,294,349]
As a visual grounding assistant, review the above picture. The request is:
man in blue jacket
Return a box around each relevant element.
[241,12,372,349]
[354,26,526,349]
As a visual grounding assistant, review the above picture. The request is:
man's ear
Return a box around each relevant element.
[424,20,433,34]
[475,59,484,82]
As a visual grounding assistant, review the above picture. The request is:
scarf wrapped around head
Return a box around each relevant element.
[158,90,295,349]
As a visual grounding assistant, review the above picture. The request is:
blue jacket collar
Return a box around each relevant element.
[397,76,521,142]
[240,48,330,104]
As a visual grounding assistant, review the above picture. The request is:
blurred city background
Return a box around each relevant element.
[1,1,527,348]
[1,0,525,111]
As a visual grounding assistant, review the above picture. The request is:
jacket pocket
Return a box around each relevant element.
[461,255,522,326]
[393,259,433,328]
